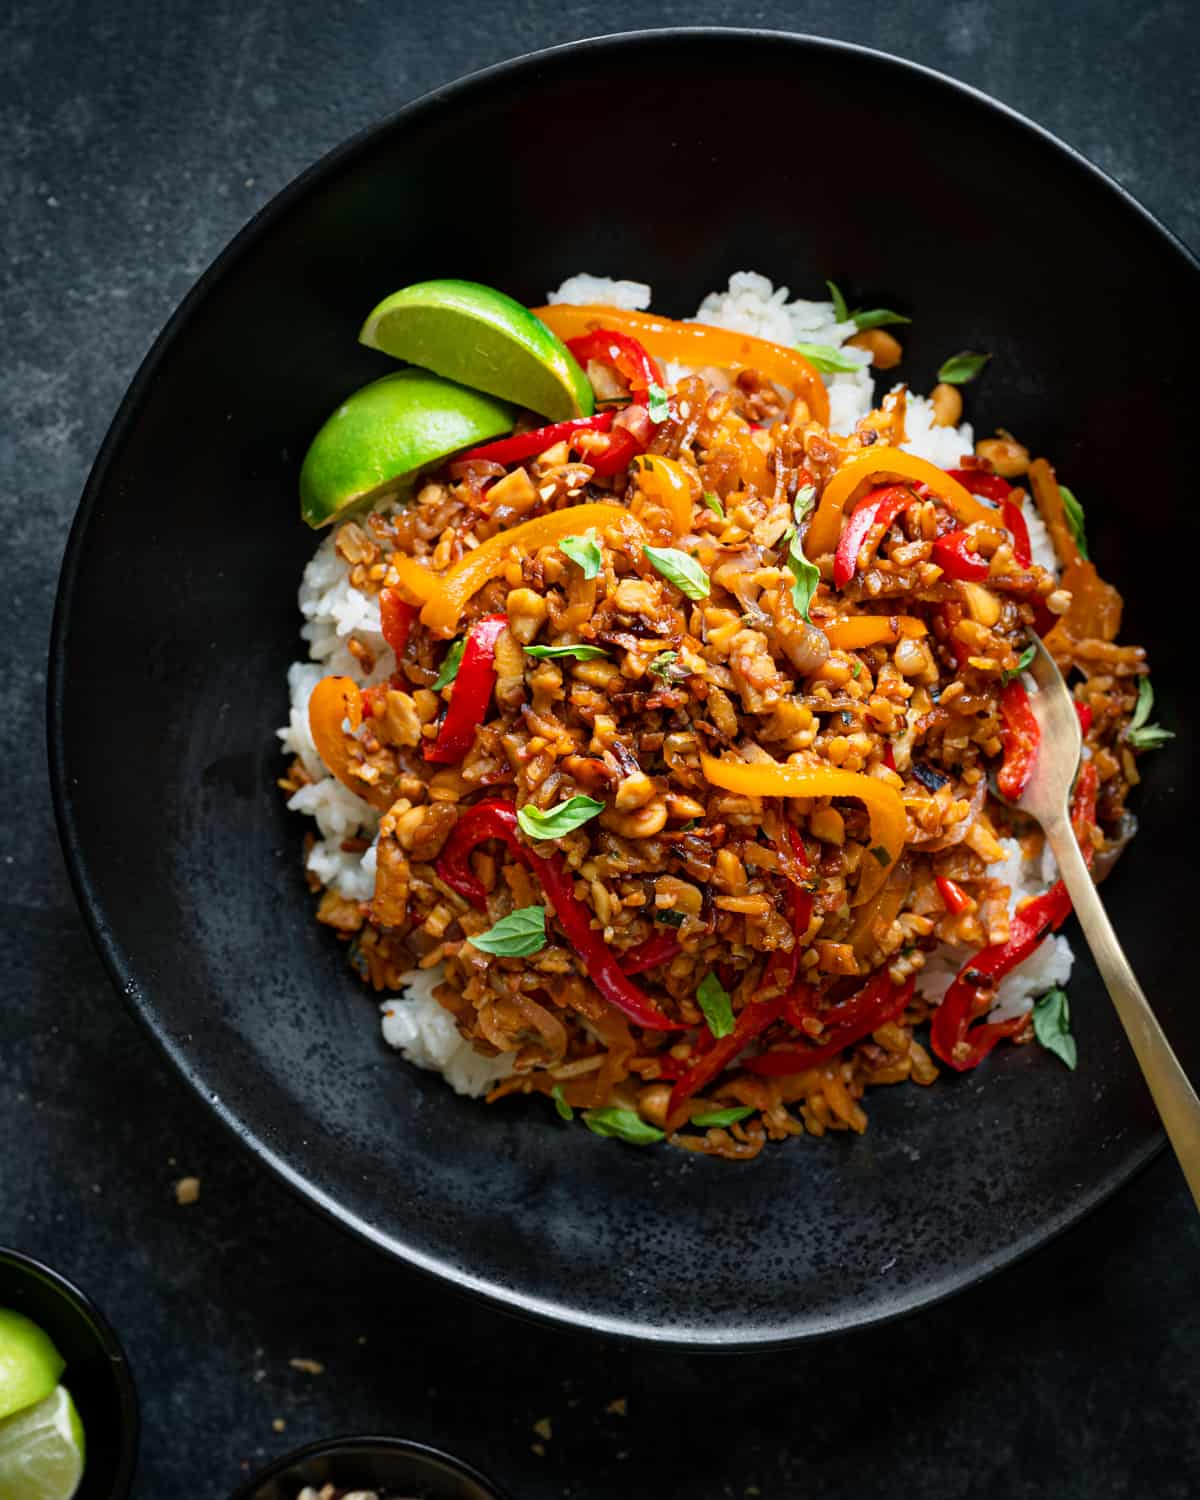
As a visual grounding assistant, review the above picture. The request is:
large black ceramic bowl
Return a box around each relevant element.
[50,30,1198,1346]
[230,1436,509,1500]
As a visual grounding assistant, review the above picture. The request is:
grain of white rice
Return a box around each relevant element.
[380,965,515,1096]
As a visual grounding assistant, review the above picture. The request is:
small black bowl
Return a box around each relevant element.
[230,1436,509,1500]
[0,1248,138,1498]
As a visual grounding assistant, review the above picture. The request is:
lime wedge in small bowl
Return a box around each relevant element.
[300,368,514,528]
[359,279,593,421]
[0,1385,85,1500]
[0,1310,64,1424]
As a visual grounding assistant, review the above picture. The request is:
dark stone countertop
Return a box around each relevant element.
[3,2,1198,1495]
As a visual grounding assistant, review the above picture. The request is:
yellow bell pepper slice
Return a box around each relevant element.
[632,454,693,538]
[418,502,625,636]
[806,447,996,558]
[700,754,906,906]
[821,615,927,650]
[533,304,830,426]
[308,675,394,810]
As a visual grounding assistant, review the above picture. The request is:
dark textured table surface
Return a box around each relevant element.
[4,3,1199,1496]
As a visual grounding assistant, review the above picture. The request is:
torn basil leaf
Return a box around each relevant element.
[470,905,547,957]
[691,1105,756,1128]
[582,1107,665,1145]
[937,351,991,385]
[1125,676,1174,751]
[786,529,820,624]
[696,972,735,1039]
[551,1084,574,1121]
[643,544,710,600]
[826,279,850,323]
[516,796,604,840]
[1058,484,1090,561]
[647,382,671,424]
[1001,643,1037,685]
[1032,987,1077,1070]
[560,530,602,580]
[795,342,863,375]
[432,636,466,691]
[523,642,609,661]
[703,490,725,519]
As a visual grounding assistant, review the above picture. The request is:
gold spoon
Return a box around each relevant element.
[1017,637,1200,1208]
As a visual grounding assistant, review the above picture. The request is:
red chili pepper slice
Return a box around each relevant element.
[932,529,990,582]
[947,468,1012,504]
[433,797,678,1032]
[379,587,418,658]
[666,984,791,1129]
[930,764,1097,1071]
[997,678,1040,801]
[587,422,644,478]
[566,329,662,404]
[882,742,897,772]
[1075,701,1093,736]
[936,875,973,915]
[743,973,915,1076]
[833,485,917,589]
[457,411,616,468]
[620,931,682,976]
[424,614,508,765]
[1001,499,1032,567]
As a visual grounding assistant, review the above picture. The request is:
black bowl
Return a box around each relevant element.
[0,1248,138,1497]
[49,30,1198,1346]
[229,1436,508,1500]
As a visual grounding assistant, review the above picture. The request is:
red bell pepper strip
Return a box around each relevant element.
[620,931,682,976]
[1001,499,1032,567]
[666,983,790,1129]
[380,587,418,658]
[833,485,917,589]
[932,529,990,582]
[882,742,896,772]
[433,797,678,1031]
[785,825,815,949]
[1075,701,1093,736]
[936,875,972,915]
[566,329,662,404]
[947,468,1011,504]
[587,422,645,478]
[997,678,1040,801]
[930,763,1097,1071]
[424,614,508,765]
[457,411,616,467]
[743,972,915,1075]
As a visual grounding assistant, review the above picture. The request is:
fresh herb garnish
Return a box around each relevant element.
[1058,484,1090,560]
[691,1105,756,1128]
[1001,643,1037,685]
[643,544,710,600]
[470,905,547,957]
[517,796,605,840]
[850,660,863,679]
[937,351,991,385]
[825,279,910,331]
[869,845,892,867]
[1032,987,1077,1070]
[785,528,820,625]
[696,972,735,1039]
[1125,677,1174,751]
[582,1107,665,1145]
[795,342,863,375]
[524,642,609,662]
[703,490,725,519]
[654,909,687,928]
[793,483,817,525]
[551,1084,574,1121]
[432,637,466,691]
[648,650,682,682]
[678,818,700,832]
[560,530,602,580]
[826,279,850,323]
[647,382,671,424]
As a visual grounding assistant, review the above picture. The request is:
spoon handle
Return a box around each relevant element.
[1046,815,1200,1210]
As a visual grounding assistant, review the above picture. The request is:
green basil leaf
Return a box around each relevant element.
[691,1105,756,1128]
[1032,987,1077,1070]
[1001,643,1037,685]
[470,905,547,957]
[785,529,820,624]
[1058,484,1090,561]
[852,308,911,331]
[648,650,681,681]
[937,351,991,385]
[703,490,725,519]
[523,642,609,662]
[517,795,605,840]
[696,971,735,1039]
[643,544,710,600]
[551,1084,574,1121]
[1125,676,1173,751]
[869,845,892,867]
[560,530,602,580]
[850,660,863,680]
[582,1107,665,1145]
[795,342,863,374]
[432,637,466,691]
[793,483,817,525]
[654,909,687,928]
[647,381,671,424]
[826,279,849,324]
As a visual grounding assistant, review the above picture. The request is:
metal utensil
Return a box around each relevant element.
[1018,638,1200,1207]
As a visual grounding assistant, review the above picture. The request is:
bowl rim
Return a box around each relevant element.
[0,1246,140,1494]
[227,1434,511,1500]
[48,27,1199,1350]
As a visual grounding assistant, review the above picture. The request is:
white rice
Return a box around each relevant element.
[283,268,1070,1087]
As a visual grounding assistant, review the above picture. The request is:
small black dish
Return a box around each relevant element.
[0,1247,138,1498]
[230,1436,509,1500]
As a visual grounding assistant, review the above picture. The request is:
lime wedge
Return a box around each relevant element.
[0,1311,65,1423]
[0,1385,85,1500]
[359,279,593,422]
[300,369,514,528]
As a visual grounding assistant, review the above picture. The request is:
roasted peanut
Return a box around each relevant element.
[975,432,1030,478]
[599,798,668,838]
[929,383,963,427]
[847,329,902,369]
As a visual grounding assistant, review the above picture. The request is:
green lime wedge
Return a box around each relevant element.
[0,1312,65,1423]
[0,1385,85,1500]
[300,369,514,528]
[359,279,593,422]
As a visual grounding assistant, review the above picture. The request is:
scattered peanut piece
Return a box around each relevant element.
[174,1176,201,1206]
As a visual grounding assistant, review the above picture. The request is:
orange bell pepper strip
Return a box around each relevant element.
[387,553,439,607]
[631,454,693,538]
[533,304,830,426]
[700,754,906,906]
[416,503,625,636]
[820,615,927,650]
[1027,458,1081,570]
[307,675,394,810]
[806,448,995,558]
